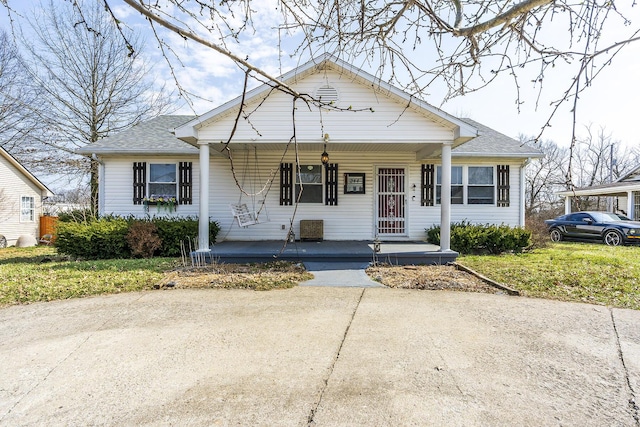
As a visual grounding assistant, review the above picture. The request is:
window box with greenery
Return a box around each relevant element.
[143,195,178,213]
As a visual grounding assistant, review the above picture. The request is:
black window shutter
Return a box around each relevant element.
[421,164,435,206]
[280,163,293,205]
[325,163,338,206]
[497,165,510,207]
[179,162,193,205]
[133,162,146,205]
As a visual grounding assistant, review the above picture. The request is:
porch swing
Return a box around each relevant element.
[230,147,272,228]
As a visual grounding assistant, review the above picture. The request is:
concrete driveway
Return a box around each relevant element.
[0,288,638,426]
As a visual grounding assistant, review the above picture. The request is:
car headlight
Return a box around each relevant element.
[629,229,636,235]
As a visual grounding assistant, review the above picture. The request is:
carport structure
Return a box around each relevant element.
[557,168,640,219]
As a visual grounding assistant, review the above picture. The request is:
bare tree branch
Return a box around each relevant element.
[121,0,303,99]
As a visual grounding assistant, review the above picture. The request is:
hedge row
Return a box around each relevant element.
[426,221,531,254]
[55,216,220,259]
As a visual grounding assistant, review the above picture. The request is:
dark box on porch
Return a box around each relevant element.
[300,220,323,241]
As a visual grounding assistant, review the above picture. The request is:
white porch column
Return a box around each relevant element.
[197,142,211,252]
[519,163,526,227]
[440,142,452,252]
[565,196,571,215]
[627,191,635,220]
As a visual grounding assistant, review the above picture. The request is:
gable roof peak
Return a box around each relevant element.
[175,55,478,143]
[0,146,53,196]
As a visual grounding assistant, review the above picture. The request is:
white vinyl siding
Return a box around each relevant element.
[100,153,524,241]
[211,151,390,241]
[196,71,457,144]
[213,154,523,241]
[99,156,200,217]
[0,155,43,245]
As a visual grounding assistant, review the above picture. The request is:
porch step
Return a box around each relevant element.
[191,241,458,266]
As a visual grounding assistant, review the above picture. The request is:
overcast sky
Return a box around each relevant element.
[4,0,640,150]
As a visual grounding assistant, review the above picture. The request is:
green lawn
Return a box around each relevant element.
[3,243,640,310]
[459,242,640,310]
[0,247,176,306]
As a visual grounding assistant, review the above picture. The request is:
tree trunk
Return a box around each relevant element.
[90,157,99,215]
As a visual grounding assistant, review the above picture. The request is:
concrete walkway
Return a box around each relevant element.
[0,288,638,426]
[301,262,384,287]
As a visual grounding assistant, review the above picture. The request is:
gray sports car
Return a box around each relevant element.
[544,211,640,246]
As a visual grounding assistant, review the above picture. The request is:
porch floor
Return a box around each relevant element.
[201,240,458,265]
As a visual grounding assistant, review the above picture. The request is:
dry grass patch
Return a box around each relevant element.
[366,264,501,293]
[160,261,313,291]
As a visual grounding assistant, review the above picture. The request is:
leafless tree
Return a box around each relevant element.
[568,125,640,211]
[0,0,636,144]
[0,30,37,154]
[97,1,637,132]
[523,138,567,216]
[12,0,174,211]
[525,125,640,216]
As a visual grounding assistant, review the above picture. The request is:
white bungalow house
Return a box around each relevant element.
[557,166,640,219]
[0,146,54,247]
[79,55,541,253]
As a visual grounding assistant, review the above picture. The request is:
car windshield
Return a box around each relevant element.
[590,212,625,222]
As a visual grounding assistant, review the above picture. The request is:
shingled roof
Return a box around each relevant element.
[454,118,542,158]
[78,115,196,155]
[80,114,542,160]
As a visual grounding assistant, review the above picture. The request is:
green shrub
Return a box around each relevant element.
[56,217,130,259]
[426,221,531,254]
[153,217,220,257]
[56,216,221,259]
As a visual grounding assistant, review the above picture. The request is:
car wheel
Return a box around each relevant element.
[603,230,622,246]
[0,235,6,248]
[549,228,563,242]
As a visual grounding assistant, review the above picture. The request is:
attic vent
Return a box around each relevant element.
[315,85,339,104]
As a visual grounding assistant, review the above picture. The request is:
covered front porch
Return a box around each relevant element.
[200,240,457,265]
[172,56,480,258]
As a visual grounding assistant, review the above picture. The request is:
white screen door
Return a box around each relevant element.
[376,168,406,236]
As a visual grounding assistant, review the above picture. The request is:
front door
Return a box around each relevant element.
[376,167,407,236]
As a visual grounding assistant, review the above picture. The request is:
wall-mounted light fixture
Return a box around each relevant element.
[321,133,329,166]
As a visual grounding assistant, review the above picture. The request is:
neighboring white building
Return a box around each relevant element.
[0,146,54,247]
[557,166,640,219]
[80,55,542,250]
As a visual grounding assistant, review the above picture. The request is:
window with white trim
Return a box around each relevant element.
[436,166,463,204]
[20,196,35,222]
[149,163,177,199]
[295,165,323,203]
[468,166,495,205]
[435,166,496,205]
